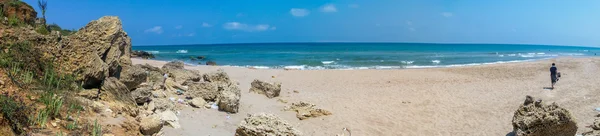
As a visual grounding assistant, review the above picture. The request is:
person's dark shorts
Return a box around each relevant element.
[551,75,557,83]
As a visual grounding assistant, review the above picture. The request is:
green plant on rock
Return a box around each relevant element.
[36,25,50,35]
[91,119,102,136]
[8,14,22,27]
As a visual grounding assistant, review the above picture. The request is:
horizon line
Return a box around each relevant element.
[133,42,600,48]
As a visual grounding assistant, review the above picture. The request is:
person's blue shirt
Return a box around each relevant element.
[550,66,557,75]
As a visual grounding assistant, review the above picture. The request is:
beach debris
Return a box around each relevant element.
[140,114,163,135]
[235,113,301,136]
[284,101,332,120]
[293,90,299,93]
[250,79,282,98]
[119,65,148,90]
[189,98,207,108]
[335,128,352,136]
[176,89,184,95]
[595,107,600,112]
[160,110,181,128]
[277,98,288,104]
[272,76,275,78]
[211,103,219,109]
[512,95,577,136]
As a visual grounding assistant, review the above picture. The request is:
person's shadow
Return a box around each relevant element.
[543,87,554,90]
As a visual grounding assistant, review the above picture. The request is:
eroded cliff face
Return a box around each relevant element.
[1,16,133,89]
[0,0,37,25]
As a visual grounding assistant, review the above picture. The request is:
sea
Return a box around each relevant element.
[132,43,600,70]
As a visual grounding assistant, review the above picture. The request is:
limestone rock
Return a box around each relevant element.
[100,77,134,104]
[184,82,219,101]
[162,61,202,84]
[250,79,281,98]
[189,98,207,108]
[217,82,241,113]
[153,99,175,112]
[235,113,301,136]
[139,114,162,135]
[162,61,184,70]
[131,50,155,59]
[203,70,230,83]
[0,0,37,25]
[284,101,332,120]
[159,111,180,129]
[78,89,99,99]
[131,86,152,104]
[119,65,147,90]
[511,96,577,136]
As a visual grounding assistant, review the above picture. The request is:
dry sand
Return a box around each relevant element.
[132,57,600,136]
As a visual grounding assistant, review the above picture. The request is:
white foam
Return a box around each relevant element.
[431,60,441,64]
[284,65,306,70]
[147,51,160,54]
[321,61,335,65]
[508,54,516,56]
[520,55,535,58]
[401,61,414,64]
[250,66,270,69]
[176,50,188,53]
[536,52,545,55]
[498,55,504,57]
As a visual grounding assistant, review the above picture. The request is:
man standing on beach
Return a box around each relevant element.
[550,63,558,88]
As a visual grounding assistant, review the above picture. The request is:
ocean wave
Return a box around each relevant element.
[146,51,160,54]
[176,50,188,53]
[321,61,335,65]
[508,54,516,56]
[537,52,545,55]
[431,60,441,64]
[284,65,306,70]
[400,61,414,64]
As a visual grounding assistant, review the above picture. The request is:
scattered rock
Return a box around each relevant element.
[196,56,206,60]
[119,65,147,90]
[593,119,600,130]
[130,87,152,104]
[235,113,301,136]
[583,119,600,136]
[162,61,184,70]
[139,114,162,135]
[147,101,156,112]
[162,61,202,84]
[202,70,230,83]
[284,101,332,120]
[184,82,219,101]
[153,98,175,112]
[217,82,241,113]
[100,77,135,104]
[159,111,180,129]
[293,90,299,93]
[512,95,577,136]
[131,50,155,59]
[250,79,281,98]
[189,98,207,108]
[206,61,217,66]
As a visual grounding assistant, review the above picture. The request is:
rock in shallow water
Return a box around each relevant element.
[511,95,577,136]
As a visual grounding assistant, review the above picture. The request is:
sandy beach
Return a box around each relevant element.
[132,57,600,136]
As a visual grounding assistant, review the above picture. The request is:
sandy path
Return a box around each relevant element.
[133,57,600,136]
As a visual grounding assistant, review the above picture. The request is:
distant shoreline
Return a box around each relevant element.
[133,42,600,48]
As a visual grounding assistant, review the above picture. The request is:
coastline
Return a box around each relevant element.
[132,57,600,135]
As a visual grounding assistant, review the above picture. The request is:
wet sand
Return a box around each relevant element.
[133,57,600,136]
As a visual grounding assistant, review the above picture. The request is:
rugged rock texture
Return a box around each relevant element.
[160,110,180,128]
[139,114,162,135]
[0,0,37,25]
[131,86,152,104]
[189,98,206,108]
[250,79,281,98]
[162,61,201,84]
[100,77,134,104]
[206,61,217,66]
[583,119,600,136]
[131,50,155,59]
[184,82,219,101]
[203,70,230,83]
[511,96,577,136]
[235,113,301,136]
[284,101,332,120]
[119,65,147,90]
[218,82,241,113]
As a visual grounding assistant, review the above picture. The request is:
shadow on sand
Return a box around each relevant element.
[505,131,515,136]
[543,87,554,90]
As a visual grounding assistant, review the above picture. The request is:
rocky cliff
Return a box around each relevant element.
[0,0,37,25]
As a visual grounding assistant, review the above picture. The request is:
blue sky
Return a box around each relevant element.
[21,0,600,46]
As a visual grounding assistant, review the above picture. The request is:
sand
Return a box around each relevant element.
[132,57,600,136]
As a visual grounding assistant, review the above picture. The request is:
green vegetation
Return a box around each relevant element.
[47,23,77,36]
[0,95,30,134]
[91,119,102,136]
[8,0,24,7]
[36,25,50,35]
[8,14,23,27]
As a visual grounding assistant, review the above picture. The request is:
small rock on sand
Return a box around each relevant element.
[140,114,163,135]
[235,113,301,136]
[284,101,332,120]
[189,98,207,108]
[249,79,281,98]
[512,95,577,136]
[160,110,181,129]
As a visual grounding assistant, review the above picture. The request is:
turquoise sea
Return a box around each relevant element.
[132,43,600,70]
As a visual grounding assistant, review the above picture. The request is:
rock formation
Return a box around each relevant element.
[217,82,241,113]
[0,0,37,25]
[284,101,332,120]
[139,114,163,135]
[119,64,147,90]
[235,113,301,136]
[162,61,202,85]
[249,79,281,98]
[184,82,219,101]
[511,96,577,136]
[131,50,155,59]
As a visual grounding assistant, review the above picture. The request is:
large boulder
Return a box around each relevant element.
[217,82,241,113]
[203,70,230,83]
[184,82,219,101]
[130,86,152,105]
[249,79,281,98]
[511,96,577,136]
[235,113,301,136]
[119,65,147,90]
[162,61,184,70]
[189,98,207,108]
[139,114,162,135]
[100,77,134,104]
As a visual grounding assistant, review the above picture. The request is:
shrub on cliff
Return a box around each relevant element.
[47,23,77,36]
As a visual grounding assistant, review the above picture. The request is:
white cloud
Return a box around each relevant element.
[202,22,212,27]
[223,22,275,32]
[175,25,183,29]
[441,12,454,17]
[144,26,163,34]
[320,4,337,13]
[348,4,359,8]
[290,8,310,17]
